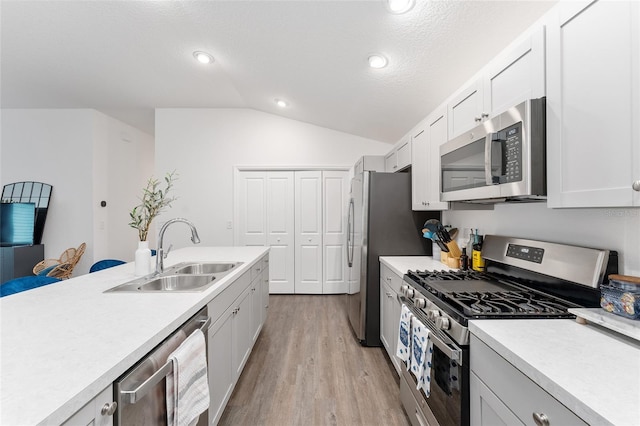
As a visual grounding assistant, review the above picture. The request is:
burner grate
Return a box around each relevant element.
[446,290,572,317]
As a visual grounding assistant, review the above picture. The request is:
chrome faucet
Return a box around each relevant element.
[155,218,201,275]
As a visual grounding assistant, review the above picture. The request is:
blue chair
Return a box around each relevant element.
[89,259,126,273]
[0,276,62,297]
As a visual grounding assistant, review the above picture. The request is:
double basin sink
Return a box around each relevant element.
[105,261,242,293]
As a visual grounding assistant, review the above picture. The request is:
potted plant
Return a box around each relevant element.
[129,171,177,275]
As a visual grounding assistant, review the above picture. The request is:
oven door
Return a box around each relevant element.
[399,298,469,426]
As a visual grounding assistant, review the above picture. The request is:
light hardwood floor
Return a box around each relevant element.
[218,294,410,426]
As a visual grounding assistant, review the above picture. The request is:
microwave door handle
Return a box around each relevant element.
[484,133,494,185]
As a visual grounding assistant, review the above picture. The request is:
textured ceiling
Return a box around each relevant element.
[0,0,556,143]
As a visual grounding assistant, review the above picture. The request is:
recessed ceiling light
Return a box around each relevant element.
[275,99,288,108]
[368,54,388,69]
[193,51,214,64]
[386,0,415,14]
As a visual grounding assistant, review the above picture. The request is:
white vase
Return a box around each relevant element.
[135,241,152,276]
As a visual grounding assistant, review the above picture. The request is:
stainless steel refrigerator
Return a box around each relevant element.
[346,171,440,346]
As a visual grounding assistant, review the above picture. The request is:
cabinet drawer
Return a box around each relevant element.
[470,335,587,426]
[380,263,403,295]
[208,270,250,318]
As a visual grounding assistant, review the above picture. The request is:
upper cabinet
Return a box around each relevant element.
[384,137,411,172]
[448,25,546,139]
[546,0,640,207]
[412,105,449,211]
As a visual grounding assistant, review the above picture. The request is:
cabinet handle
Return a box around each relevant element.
[532,412,550,426]
[474,116,482,122]
[101,402,117,416]
[393,165,398,169]
[386,276,392,281]
[386,292,393,298]
[632,180,640,191]
[481,112,489,118]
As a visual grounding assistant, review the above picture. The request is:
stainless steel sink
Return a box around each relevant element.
[105,274,216,293]
[105,261,242,293]
[169,262,241,275]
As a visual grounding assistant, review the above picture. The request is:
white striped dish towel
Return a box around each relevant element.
[396,304,412,364]
[410,316,434,397]
[166,329,209,426]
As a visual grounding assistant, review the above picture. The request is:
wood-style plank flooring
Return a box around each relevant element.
[218,295,410,426]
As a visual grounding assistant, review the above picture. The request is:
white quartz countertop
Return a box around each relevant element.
[470,319,640,426]
[379,256,452,277]
[0,246,268,426]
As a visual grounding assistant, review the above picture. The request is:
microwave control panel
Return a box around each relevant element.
[500,123,523,183]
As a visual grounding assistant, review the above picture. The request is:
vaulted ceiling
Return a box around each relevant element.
[1,0,556,143]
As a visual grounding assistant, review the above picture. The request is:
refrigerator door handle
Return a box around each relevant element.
[347,198,354,267]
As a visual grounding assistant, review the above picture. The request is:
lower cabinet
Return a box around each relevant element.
[470,335,587,426]
[207,254,269,425]
[379,263,403,375]
[62,385,115,426]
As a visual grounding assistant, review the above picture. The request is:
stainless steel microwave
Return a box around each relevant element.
[440,98,546,203]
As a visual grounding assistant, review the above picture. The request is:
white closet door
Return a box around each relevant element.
[235,171,267,246]
[322,171,348,294]
[266,172,295,294]
[294,171,323,294]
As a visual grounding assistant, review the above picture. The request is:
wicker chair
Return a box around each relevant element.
[33,242,86,279]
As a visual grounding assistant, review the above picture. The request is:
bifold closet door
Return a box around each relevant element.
[294,171,323,294]
[322,171,348,294]
[236,171,267,247]
[266,172,295,294]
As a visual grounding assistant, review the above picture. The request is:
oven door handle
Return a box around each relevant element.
[399,296,462,364]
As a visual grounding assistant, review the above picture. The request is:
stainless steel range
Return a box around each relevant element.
[398,235,618,426]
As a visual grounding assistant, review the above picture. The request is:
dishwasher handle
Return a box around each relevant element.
[120,315,211,404]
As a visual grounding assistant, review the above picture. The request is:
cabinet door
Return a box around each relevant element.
[547,0,640,207]
[448,78,485,138]
[384,150,398,172]
[62,385,114,426]
[208,307,234,426]
[295,171,323,293]
[235,171,267,246]
[470,373,524,426]
[251,277,262,342]
[484,25,545,116]
[233,285,253,377]
[380,279,401,375]
[262,259,270,323]
[396,138,412,171]
[411,119,430,210]
[322,171,347,294]
[266,172,295,293]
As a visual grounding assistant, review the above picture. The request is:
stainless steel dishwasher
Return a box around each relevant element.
[114,307,211,426]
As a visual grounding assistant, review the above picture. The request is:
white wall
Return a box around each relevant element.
[443,203,640,276]
[1,109,154,276]
[155,108,391,249]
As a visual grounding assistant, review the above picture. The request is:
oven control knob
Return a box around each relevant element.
[436,316,450,330]
[414,298,426,309]
[427,309,441,320]
[400,285,409,296]
[406,288,415,298]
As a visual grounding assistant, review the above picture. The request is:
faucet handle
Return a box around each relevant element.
[164,244,173,258]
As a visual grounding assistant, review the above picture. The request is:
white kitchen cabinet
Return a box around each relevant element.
[412,105,450,211]
[448,24,545,139]
[546,0,640,207]
[470,372,524,426]
[448,78,485,139]
[385,137,412,172]
[379,263,403,375]
[207,255,268,426]
[261,257,270,323]
[208,304,234,425]
[483,25,546,118]
[470,335,587,426]
[62,385,114,426]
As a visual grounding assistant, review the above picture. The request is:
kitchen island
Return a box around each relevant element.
[0,246,268,425]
